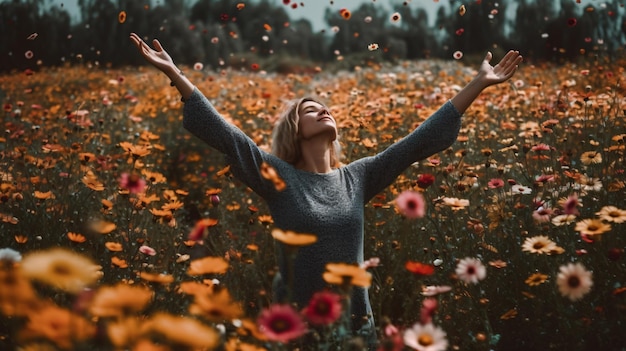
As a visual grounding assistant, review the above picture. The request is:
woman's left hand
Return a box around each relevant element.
[478,50,523,86]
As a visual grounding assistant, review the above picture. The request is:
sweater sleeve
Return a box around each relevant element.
[360,100,462,202]
[181,88,277,198]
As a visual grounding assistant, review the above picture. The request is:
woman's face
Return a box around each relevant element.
[297,100,337,141]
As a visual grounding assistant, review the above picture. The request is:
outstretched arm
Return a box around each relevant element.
[450,50,523,114]
[129,33,194,100]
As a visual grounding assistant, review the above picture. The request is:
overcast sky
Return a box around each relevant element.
[38,0,604,31]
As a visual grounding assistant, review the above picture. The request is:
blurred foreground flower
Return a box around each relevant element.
[257,304,307,343]
[18,303,96,349]
[271,228,318,247]
[403,322,448,351]
[302,290,342,325]
[395,190,426,218]
[20,248,102,294]
[323,262,372,288]
[557,262,593,301]
[140,312,220,350]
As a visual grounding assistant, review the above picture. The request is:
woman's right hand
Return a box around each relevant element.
[129,33,176,74]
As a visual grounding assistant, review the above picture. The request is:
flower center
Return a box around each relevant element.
[271,318,291,332]
[407,200,417,210]
[567,276,581,288]
[418,333,434,346]
[466,266,476,275]
[533,242,545,249]
[52,263,72,276]
[315,300,330,315]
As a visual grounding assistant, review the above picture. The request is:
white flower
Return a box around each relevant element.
[421,285,452,297]
[511,184,532,194]
[0,248,22,263]
[455,257,486,284]
[557,262,593,301]
[403,322,448,351]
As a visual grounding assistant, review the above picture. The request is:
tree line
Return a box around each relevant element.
[1,0,625,73]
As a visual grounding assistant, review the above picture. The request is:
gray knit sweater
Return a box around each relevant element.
[182,88,461,329]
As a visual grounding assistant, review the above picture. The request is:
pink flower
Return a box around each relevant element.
[118,172,147,194]
[302,291,342,326]
[561,193,581,215]
[395,190,426,219]
[258,304,307,343]
[488,178,504,189]
[139,245,156,256]
[455,257,486,284]
[532,207,553,223]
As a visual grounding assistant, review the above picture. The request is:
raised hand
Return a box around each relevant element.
[129,33,176,73]
[478,50,523,86]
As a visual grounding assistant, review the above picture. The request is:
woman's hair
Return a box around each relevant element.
[271,97,341,167]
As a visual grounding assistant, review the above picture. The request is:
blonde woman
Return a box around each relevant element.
[130,32,522,349]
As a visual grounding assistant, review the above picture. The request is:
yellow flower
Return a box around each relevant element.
[20,248,102,294]
[188,288,244,322]
[579,150,602,165]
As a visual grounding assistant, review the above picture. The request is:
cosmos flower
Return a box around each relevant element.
[271,228,318,247]
[488,178,505,189]
[559,193,581,215]
[522,235,557,254]
[302,290,342,325]
[596,206,626,223]
[442,197,469,211]
[579,151,602,165]
[257,304,307,343]
[20,248,102,294]
[395,190,426,219]
[556,262,593,301]
[455,257,486,284]
[403,322,448,351]
[189,288,244,322]
[118,172,147,194]
[421,285,452,297]
[574,218,612,236]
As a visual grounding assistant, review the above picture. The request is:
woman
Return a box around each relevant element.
[130,32,522,348]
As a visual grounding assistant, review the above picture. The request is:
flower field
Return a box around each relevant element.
[1,56,625,350]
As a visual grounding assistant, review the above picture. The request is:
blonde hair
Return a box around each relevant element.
[271,97,341,167]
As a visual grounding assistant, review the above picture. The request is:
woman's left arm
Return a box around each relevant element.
[451,50,523,114]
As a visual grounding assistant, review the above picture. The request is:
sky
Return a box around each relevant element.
[36,0,607,31]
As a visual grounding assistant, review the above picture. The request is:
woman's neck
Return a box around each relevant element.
[296,140,333,173]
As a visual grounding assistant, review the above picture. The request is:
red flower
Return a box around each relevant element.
[405,261,435,276]
[395,190,426,219]
[416,173,435,189]
[258,304,307,343]
[302,291,342,326]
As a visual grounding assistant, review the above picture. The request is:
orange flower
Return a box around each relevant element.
[33,190,54,199]
[105,242,124,252]
[18,303,96,350]
[139,271,175,284]
[188,288,244,322]
[67,232,87,243]
[271,228,317,247]
[323,262,372,288]
[260,162,286,191]
[574,218,612,236]
[88,219,117,234]
[139,312,219,350]
[111,256,128,268]
[89,283,153,318]
[187,256,229,275]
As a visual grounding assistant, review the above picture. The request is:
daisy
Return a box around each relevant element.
[403,322,448,351]
[596,206,626,223]
[578,175,603,192]
[257,304,307,343]
[455,257,486,284]
[511,184,532,194]
[551,214,577,226]
[395,190,426,219]
[556,262,593,301]
[574,219,611,236]
[522,235,557,254]
[302,291,342,326]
